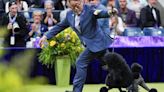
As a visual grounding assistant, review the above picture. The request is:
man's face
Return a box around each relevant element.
[9,4,18,16]
[45,5,53,13]
[89,0,98,5]
[108,0,115,7]
[148,0,157,6]
[69,0,83,12]
[119,0,127,9]
[83,0,89,3]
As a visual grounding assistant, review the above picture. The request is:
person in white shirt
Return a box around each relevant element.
[5,0,29,18]
[107,0,124,38]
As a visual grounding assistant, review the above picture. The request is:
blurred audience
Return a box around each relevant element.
[118,0,137,27]
[127,0,148,6]
[26,0,44,8]
[28,10,48,39]
[0,0,6,22]
[1,1,28,47]
[60,0,71,21]
[5,0,29,18]
[127,0,145,26]
[5,0,29,13]
[43,0,58,30]
[53,0,66,10]
[155,0,164,27]
[107,0,124,38]
[0,0,6,12]
[140,0,161,29]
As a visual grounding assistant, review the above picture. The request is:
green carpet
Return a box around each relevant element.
[23,83,164,92]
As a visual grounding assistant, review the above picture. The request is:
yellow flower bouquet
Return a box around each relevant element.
[39,27,84,67]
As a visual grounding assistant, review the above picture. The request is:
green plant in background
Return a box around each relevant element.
[0,64,23,92]
[39,27,84,67]
[0,50,49,92]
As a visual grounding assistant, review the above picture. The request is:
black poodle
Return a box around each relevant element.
[127,63,158,92]
[100,52,133,92]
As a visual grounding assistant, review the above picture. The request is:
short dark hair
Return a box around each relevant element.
[8,1,17,7]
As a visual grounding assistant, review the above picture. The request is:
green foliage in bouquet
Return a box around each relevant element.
[39,27,84,67]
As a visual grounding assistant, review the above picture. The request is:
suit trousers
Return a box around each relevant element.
[73,48,108,92]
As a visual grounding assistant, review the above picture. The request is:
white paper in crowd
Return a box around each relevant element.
[10,36,15,45]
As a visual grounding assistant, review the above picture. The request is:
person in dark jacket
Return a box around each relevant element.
[1,1,28,47]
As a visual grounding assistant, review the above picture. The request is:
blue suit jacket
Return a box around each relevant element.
[45,4,113,52]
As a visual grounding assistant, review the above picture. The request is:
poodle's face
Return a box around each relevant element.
[103,52,126,69]
[131,63,143,73]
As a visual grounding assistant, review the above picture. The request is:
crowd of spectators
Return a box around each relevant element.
[0,0,163,47]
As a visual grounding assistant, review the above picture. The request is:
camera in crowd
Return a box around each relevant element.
[12,22,20,32]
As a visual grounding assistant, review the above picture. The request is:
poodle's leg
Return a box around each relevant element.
[118,88,126,92]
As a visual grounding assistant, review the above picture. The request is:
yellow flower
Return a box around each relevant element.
[64,28,70,33]
[77,47,83,52]
[55,34,60,38]
[71,38,76,43]
[41,44,44,48]
[71,31,78,38]
[64,33,70,38]
[49,40,56,47]
[61,43,65,48]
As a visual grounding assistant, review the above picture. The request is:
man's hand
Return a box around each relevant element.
[7,23,12,30]
[108,8,118,15]
[39,35,47,48]
[28,31,34,36]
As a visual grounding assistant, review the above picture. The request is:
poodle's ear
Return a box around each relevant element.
[149,88,157,92]
[131,63,143,73]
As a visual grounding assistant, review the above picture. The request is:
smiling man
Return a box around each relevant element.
[39,0,113,92]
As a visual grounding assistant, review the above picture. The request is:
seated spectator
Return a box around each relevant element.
[155,0,164,27]
[107,0,124,38]
[140,0,161,29]
[54,0,66,10]
[28,0,66,9]
[109,15,124,38]
[118,0,137,27]
[0,0,5,13]
[5,0,29,18]
[127,0,148,6]
[26,0,44,8]
[1,1,28,47]
[43,0,58,30]
[28,10,48,39]
[127,0,145,26]
[0,0,6,23]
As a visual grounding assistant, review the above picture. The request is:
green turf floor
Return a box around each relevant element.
[23,83,163,92]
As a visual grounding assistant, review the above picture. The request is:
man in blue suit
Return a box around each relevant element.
[39,0,113,92]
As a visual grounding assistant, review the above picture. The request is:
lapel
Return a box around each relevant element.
[147,5,158,22]
[67,5,87,34]
[147,5,152,14]
[79,6,86,33]
[40,25,43,32]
